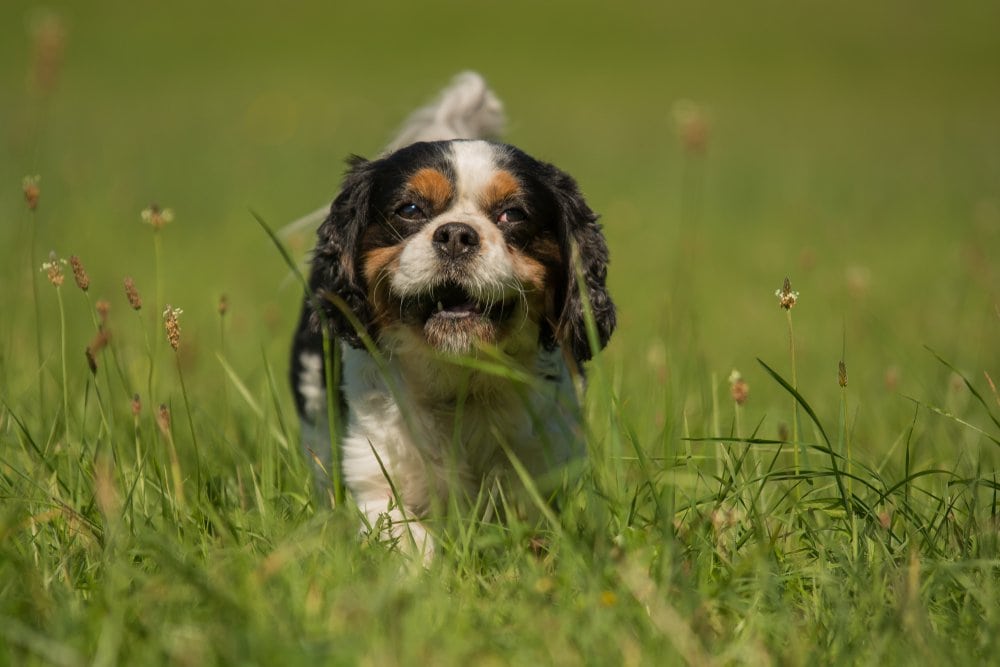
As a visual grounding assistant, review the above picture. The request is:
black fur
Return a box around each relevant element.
[306,156,377,347]
[499,147,616,363]
[548,166,616,364]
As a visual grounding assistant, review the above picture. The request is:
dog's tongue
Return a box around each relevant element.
[431,283,481,317]
[436,298,479,317]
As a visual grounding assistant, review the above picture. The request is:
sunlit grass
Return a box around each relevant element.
[2,165,997,665]
[2,2,999,664]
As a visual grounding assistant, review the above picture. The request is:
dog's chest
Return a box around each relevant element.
[340,346,582,507]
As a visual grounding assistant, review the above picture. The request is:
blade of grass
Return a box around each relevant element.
[251,209,345,505]
[215,354,289,450]
[757,358,848,515]
[902,395,1000,448]
[924,346,1000,432]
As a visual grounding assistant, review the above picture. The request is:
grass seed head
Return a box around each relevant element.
[728,369,749,405]
[838,360,848,388]
[69,255,90,292]
[88,328,110,355]
[22,175,41,211]
[218,294,229,317]
[41,251,66,287]
[93,454,120,520]
[775,276,799,310]
[777,422,789,442]
[141,204,174,230]
[672,99,709,156]
[131,394,142,417]
[124,277,142,310]
[885,366,901,392]
[28,9,66,94]
[85,330,110,376]
[156,403,171,436]
[96,299,110,326]
[163,305,183,351]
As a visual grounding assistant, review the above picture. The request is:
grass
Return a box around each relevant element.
[2,1,999,664]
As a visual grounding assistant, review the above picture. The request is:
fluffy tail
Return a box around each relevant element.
[384,71,505,152]
[282,73,503,240]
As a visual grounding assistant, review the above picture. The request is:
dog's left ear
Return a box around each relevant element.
[546,167,616,364]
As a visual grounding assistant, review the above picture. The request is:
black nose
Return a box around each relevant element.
[432,222,480,260]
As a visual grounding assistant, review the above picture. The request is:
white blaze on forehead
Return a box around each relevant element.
[392,139,517,297]
[450,140,501,201]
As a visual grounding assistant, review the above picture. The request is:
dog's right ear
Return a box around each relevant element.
[306,156,375,347]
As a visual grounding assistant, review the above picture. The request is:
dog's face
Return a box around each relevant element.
[308,139,615,363]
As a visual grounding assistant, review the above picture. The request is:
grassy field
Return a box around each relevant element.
[2,1,999,664]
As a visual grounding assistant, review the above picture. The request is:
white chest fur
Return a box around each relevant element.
[337,343,584,556]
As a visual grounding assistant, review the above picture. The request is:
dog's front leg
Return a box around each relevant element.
[356,489,435,564]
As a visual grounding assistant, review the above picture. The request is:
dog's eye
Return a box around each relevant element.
[498,208,527,224]
[395,203,426,221]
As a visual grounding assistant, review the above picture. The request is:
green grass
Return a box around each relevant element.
[2,1,999,664]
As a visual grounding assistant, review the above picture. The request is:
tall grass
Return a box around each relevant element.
[2,3,999,663]
[1,179,998,666]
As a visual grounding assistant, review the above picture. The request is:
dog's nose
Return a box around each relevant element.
[432,222,480,260]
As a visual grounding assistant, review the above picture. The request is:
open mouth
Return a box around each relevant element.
[404,281,516,326]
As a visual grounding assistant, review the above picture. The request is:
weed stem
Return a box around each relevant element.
[30,211,44,411]
[56,285,69,436]
[786,309,800,484]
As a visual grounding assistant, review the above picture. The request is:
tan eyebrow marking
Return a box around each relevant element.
[406,168,453,210]
[362,245,402,287]
[509,249,547,289]
[362,244,404,331]
[481,170,521,210]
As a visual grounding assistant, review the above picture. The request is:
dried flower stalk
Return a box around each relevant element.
[124,277,142,310]
[163,305,183,351]
[69,255,90,292]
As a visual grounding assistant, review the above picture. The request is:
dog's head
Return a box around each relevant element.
[307,139,615,363]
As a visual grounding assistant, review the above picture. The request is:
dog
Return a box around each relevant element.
[290,72,615,559]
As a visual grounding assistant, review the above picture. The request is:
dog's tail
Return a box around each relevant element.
[281,73,503,241]
[383,71,505,152]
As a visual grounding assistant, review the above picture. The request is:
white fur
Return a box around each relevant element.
[296,351,326,418]
[339,341,583,562]
[296,351,333,481]
[385,72,505,152]
[451,140,503,199]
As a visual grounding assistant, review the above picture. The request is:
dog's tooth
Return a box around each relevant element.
[436,301,443,312]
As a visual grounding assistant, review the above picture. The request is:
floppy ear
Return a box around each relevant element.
[547,167,616,364]
[306,156,375,347]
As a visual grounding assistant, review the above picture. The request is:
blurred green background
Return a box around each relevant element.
[2,0,998,441]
